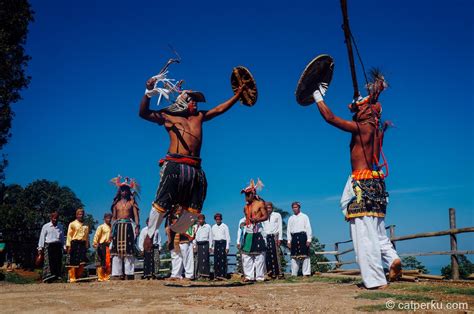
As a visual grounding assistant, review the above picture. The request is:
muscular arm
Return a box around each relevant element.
[254,204,268,223]
[132,200,140,227]
[203,88,243,122]
[316,100,358,133]
[138,95,166,125]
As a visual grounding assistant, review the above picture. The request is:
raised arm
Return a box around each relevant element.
[313,84,357,133]
[315,100,357,133]
[202,86,244,122]
[138,77,166,125]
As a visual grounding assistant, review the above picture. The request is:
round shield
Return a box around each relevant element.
[295,54,335,105]
[231,66,258,106]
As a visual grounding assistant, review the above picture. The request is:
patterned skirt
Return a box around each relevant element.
[290,232,309,258]
[213,240,227,278]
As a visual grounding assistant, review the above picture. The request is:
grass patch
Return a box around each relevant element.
[390,284,474,296]
[356,292,432,302]
[281,275,360,285]
[1,271,36,284]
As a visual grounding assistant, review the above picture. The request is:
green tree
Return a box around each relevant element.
[273,205,290,271]
[0,180,97,269]
[441,255,474,279]
[309,237,332,273]
[0,0,34,182]
[401,256,429,274]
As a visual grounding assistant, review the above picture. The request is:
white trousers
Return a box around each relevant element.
[291,257,311,276]
[111,256,135,276]
[170,243,194,279]
[350,216,399,288]
[242,253,266,281]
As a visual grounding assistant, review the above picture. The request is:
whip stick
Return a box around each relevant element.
[340,0,360,99]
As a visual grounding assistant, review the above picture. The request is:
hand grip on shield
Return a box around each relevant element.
[231,66,258,106]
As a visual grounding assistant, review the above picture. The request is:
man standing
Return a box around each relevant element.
[167,215,195,280]
[240,179,268,282]
[93,213,112,282]
[140,76,245,248]
[192,214,212,279]
[312,72,401,289]
[110,176,140,280]
[287,202,312,277]
[263,202,284,279]
[211,213,230,280]
[138,218,161,280]
[235,213,246,276]
[37,211,65,282]
[66,208,89,283]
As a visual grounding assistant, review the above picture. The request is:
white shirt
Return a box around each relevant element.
[193,223,212,247]
[263,211,283,240]
[38,222,65,249]
[211,223,230,250]
[138,226,161,252]
[236,217,246,246]
[287,212,312,243]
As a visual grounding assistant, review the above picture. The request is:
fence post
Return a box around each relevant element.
[449,208,459,280]
[334,243,340,269]
[389,225,396,249]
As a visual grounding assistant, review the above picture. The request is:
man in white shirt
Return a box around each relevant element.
[193,214,212,279]
[211,213,230,279]
[235,215,246,276]
[37,211,65,282]
[139,218,161,279]
[263,202,283,279]
[287,202,312,276]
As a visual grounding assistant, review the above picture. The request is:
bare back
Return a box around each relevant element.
[162,112,205,157]
[350,123,380,171]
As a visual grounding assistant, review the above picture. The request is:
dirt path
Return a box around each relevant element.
[0,277,473,312]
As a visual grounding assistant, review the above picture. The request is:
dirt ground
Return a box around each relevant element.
[0,275,473,313]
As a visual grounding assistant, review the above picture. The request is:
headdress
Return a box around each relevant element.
[241,178,264,194]
[110,175,140,193]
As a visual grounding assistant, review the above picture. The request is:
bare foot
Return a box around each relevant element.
[389,259,402,282]
[357,283,389,290]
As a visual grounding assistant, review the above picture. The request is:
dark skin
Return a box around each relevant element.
[315,100,382,171]
[265,202,280,246]
[112,188,140,236]
[139,77,245,157]
[244,192,268,225]
[315,100,401,289]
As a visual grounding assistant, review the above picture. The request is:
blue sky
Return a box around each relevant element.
[6,0,473,272]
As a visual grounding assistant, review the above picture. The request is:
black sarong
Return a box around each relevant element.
[213,240,227,278]
[68,240,87,267]
[265,234,282,277]
[196,241,210,277]
[143,245,160,278]
[95,243,109,268]
[43,242,63,281]
[111,220,134,257]
[290,232,309,258]
[242,232,266,255]
[153,158,207,214]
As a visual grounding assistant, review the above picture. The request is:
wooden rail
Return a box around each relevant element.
[316,208,473,280]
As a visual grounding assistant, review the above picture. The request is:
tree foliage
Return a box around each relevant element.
[0,0,34,182]
[309,237,332,273]
[0,180,97,268]
[441,255,474,279]
[401,256,429,274]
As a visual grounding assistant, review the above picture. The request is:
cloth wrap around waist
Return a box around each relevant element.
[242,231,266,255]
[153,154,207,216]
[341,169,389,220]
[67,240,88,267]
[111,219,135,257]
[290,232,309,258]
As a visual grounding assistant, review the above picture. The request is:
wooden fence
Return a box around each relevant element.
[316,208,474,280]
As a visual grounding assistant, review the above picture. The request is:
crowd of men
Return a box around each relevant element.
[36,195,314,283]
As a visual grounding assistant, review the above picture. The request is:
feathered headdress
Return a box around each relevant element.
[110,175,140,193]
[241,178,264,194]
[365,68,388,104]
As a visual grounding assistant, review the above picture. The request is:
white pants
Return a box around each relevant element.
[350,216,399,288]
[170,242,194,279]
[242,253,266,281]
[111,256,135,276]
[291,257,311,276]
